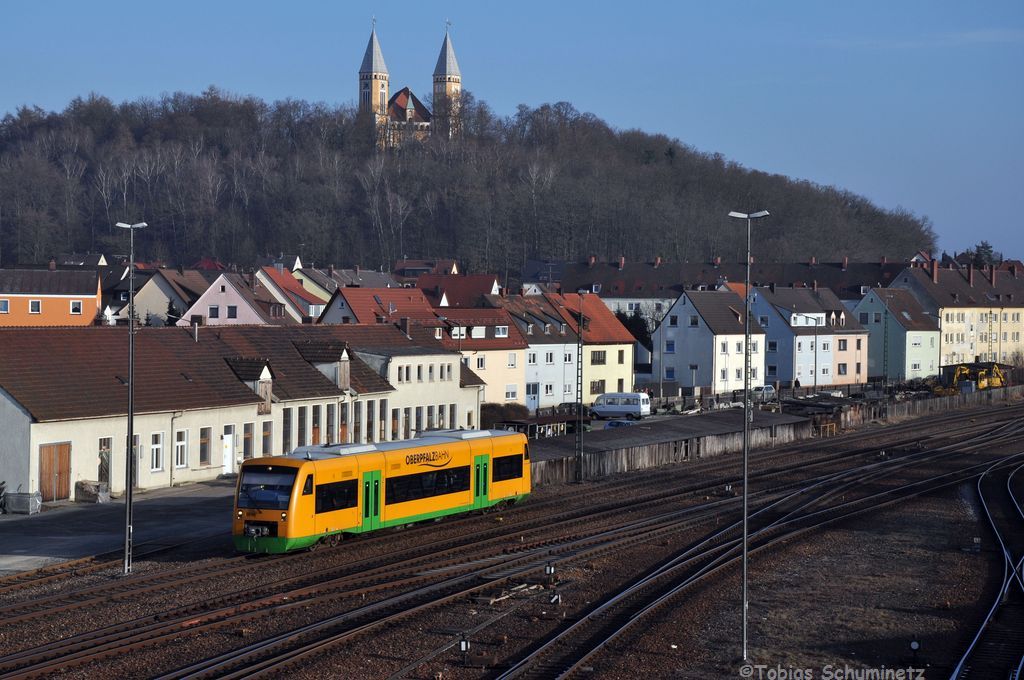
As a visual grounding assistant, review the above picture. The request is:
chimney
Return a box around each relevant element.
[881,256,887,265]
[398,317,411,338]
[1011,264,1019,279]
[249,271,257,290]
[990,265,997,286]
[654,256,662,269]
[354,264,360,276]
[931,259,939,284]
[274,262,284,274]
[328,264,335,277]
[968,263,974,287]
[588,255,597,268]
[813,279,818,291]
[713,256,721,267]
[617,256,625,271]
[48,257,57,271]
[338,345,351,390]
[842,256,848,272]
[809,256,817,266]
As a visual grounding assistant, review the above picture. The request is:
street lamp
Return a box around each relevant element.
[117,221,146,576]
[728,208,769,663]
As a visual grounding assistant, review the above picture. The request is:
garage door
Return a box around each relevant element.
[39,443,71,502]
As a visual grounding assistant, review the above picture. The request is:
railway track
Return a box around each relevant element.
[950,457,1024,679]
[0,403,1021,677]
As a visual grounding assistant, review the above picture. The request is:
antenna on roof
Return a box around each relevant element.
[372,15,376,29]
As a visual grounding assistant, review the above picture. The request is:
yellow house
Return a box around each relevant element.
[545,293,636,403]
[434,308,528,404]
[891,262,1024,366]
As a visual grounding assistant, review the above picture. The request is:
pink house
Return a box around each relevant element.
[177,273,291,326]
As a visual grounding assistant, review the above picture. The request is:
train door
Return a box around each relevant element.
[360,470,382,531]
[473,454,489,509]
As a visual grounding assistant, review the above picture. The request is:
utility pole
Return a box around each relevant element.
[575,292,585,483]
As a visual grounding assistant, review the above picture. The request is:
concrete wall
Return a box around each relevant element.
[531,420,810,487]
[0,388,32,495]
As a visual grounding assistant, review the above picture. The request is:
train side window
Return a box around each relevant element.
[492,454,523,482]
[315,480,358,513]
[302,474,313,495]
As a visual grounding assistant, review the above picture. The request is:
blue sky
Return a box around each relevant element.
[2,1,1022,258]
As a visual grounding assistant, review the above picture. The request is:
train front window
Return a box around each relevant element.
[238,466,298,510]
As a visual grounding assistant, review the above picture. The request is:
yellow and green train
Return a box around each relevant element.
[233,429,531,554]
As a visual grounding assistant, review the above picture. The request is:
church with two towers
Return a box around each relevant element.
[358,25,462,147]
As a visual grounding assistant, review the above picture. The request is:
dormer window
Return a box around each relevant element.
[560,323,567,335]
[544,324,552,334]
[434,328,443,340]
[257,378,272,415]
[527,324,534,335]
[495,326,509,338]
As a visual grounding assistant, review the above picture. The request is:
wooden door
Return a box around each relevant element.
[39,443,71,502]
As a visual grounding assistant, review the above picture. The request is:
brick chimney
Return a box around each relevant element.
[713,256,721,267]
[588,255,597,268]
[398,317,411,338]
[48,257,56,271]
[990,265,997,286]
[617,256,625,271]
[809,256,817,266]
[1011,264,1019,279]
[881,256,887,265]
[654,256,662,269]
[328,264,335,277]
[931,259,939,284]
[842,256,848,272]
[968,263,974,287]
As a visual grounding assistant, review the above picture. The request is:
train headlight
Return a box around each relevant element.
[280,512,288,521]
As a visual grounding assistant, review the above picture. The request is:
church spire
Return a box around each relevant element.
[360,25,389,75]
[433,24,461,78]
[358,23,389,117]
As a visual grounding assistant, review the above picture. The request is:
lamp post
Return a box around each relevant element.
[728,209,769,663]
[117,221,146,576]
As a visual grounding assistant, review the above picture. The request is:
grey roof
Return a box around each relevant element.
[757,286,822,315]
[686,291,765,336]
[0,268,99,296]
[433,30,461,77]
[868,288,938,332]
[360,29,388,74]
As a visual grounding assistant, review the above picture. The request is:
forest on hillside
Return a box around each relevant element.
[0,88,936,272]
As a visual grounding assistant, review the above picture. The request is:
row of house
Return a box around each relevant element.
[0,324,485,501]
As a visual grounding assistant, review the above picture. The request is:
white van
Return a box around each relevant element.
[590,392,652,420]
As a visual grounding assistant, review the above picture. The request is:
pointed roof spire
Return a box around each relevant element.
[433,23,461,78]
[360,22,388,74]
[405,89,416,111]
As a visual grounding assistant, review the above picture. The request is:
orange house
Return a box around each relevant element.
[0,269,102,327]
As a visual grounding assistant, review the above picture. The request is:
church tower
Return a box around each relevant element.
[432,27,462,137]
[359,26,389,121]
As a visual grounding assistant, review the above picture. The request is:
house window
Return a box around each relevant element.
[911,362,921,371]
[666,366,675,380]
[822,342,830,351]
[545,351,555,364]
[262,421,273,454]
[0,299,7,313]
[199,427,211,465]
[505,384,518,400]
[720,369,727,381]
[507,353,517,368]
[243,423,254,458]
[297,406,307,446]
[208,305,219,319]
[70,300,83,315]
[911,335,922,347]
[367,401,376,441]
[591,350,607,365]
[476,356,486,370]
[354,402,363,442]
[859,312,869,324]
[564,383,573,395]
[470,326,485,339]
[797,342,802,351]
[838,363,848,375]
[821,367,830,376]
[856,339,862,350]
[326,404,336,445]
[417,365,423,381]
[429,364,435,381]
[174,430,188,468]
[618,349,625,364]
[526,324,534,335]
[838,339,847,351]
[767,341,777,352]
[29,300,42,314]
[856,362,862,374]
[759,315,769,327]
[564,352,573,363]
[589,379,605,395]
[735,368,742,380]
[526,383,539,397]
[150,432,164,471]
[751,367,758,380]
[544,384,554,396]
[735,342,742,354]
[665,340,675,353]
[227,305,238,319]
[768,365,777,376]
[669,315,679,327]
[873,312,881,323]
[282,408,292,452]
[689,315,699,327]
[720,342,728,354]
[495,326,509,338]
[528,352,537,365]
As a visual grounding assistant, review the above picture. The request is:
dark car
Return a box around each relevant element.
[605,419,634,428]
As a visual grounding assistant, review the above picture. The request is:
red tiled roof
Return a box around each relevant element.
[324,287,441,325]
[387,88,432,123]
[261,266,325,306]
[544,293,637,344]
[417,273,499,308]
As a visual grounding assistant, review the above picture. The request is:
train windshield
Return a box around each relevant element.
[237,465,298,510]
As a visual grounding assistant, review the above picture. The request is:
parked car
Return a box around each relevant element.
[590,392,652,420]
[605,419,635,428]
[751,385,777,402]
